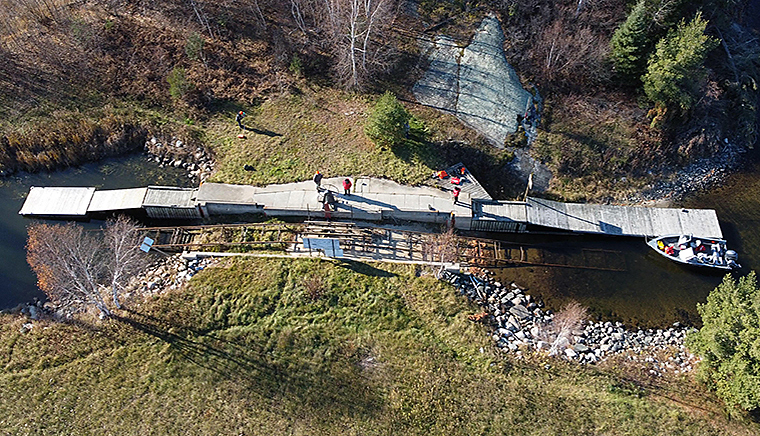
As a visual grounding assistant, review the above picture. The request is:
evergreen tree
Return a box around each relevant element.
[610,0,651,83]
[642,12,719,113]
[686,272,760,412]
[365,91,411,147]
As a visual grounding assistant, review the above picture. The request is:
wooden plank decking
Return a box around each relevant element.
[18,180,725,239]
[525,197,722,238]
[18,187,95,216]
[88,188,148,212]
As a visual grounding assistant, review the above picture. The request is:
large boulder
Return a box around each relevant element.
[414,14,531,146]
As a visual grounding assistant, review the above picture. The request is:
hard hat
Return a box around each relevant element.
[239,111,244,115]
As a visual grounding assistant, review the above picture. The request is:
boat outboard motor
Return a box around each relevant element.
[726,250,740,269]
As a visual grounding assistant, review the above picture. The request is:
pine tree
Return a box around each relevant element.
[642,12,719,113]
[610,0,651,83]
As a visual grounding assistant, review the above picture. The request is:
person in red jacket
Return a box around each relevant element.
[453,186,461,204]
[343,178,352,195]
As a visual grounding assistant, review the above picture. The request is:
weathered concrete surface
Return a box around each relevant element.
[414,15,531,146]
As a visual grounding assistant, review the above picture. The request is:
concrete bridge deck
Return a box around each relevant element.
[19,176,723,238]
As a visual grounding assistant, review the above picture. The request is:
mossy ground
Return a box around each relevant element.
[1,258,757,435]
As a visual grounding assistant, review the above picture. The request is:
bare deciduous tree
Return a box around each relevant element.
[290,0,396,89]
[422,226,459,263]
[26,216,147,317]
[105,216,149,309]
[538,300,588,357]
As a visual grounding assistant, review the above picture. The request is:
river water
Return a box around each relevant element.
[0,154,192,309]
[491,155,760,328]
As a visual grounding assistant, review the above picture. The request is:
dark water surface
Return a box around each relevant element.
[0,154,192,309]
[1,156,758,327]
[490,0,760,328]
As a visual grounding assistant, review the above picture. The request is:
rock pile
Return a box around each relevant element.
[134,254,216,294]
[9,255,216,328]
[440,269,698,374]
[143,136,214,182]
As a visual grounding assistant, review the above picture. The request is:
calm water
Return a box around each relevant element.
[0,154,192,309]
[489,165,760,329]
[490,0,760,328]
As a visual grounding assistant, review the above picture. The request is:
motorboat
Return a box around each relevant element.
[647,234,740,271]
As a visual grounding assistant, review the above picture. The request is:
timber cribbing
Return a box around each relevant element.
[140,221,627,272]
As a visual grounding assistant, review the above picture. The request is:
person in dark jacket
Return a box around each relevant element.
[313,171,323,191]
[322,190,336,210]
[343,178,352,195]
[236,111,246,131]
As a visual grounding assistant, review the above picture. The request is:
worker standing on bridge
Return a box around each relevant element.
[313,170,323,191]
[343,178,352,195]
[453,186,461,204]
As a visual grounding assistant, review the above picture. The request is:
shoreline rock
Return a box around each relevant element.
[125,254,217,298]
[622,143,746,206]
[8,254,217,326]
[440,269,699,375]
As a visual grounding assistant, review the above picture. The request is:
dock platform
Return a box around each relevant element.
[19,176,723,239]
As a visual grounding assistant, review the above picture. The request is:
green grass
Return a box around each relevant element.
[206,86,444,187]
[203,84,521,198]
[1,257,757,435]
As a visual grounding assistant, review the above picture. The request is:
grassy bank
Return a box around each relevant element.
[1,258,757,435]
[205,85,521,197]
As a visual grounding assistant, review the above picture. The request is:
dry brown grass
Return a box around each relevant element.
[532,93,663,201]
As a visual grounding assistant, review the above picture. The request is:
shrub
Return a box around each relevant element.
[167,67,193,101]
[289,55,303,78]
[364,91,411,147]
[185,32,204,61]
[686,272,760,413]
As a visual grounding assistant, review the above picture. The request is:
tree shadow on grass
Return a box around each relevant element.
[116,308,383,420]
[335,259,398,278]
[242,125,283,137]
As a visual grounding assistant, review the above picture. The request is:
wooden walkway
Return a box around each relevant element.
[19,177,723,239]
[470,197,723,238]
